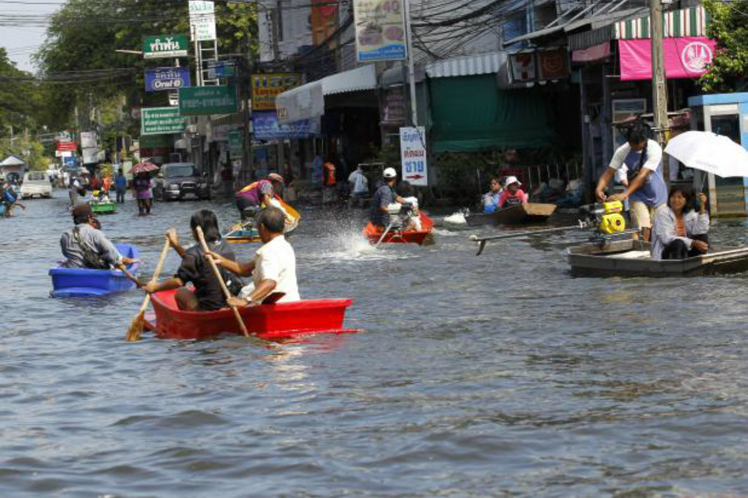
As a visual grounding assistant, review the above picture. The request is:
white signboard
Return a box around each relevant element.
[189,0,217,41]
[80,131,97,149]
[399,126,428,187]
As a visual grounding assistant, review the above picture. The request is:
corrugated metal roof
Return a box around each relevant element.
[322,64,377,95]
[425,52,506,78]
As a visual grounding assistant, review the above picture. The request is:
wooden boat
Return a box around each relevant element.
[225,201,300,245]
[90,201,116,215]
[567,239,748,277]
[49,244,140,297]
[143,289,357,340]
[364,212,434,245]
[466,203,556,227]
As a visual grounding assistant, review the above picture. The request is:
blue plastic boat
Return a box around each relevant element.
[49,244,141,298]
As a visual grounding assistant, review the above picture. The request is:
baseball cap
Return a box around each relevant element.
[503,176,521,187]
[383,167,398,179]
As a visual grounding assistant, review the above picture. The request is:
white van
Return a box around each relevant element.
[20,171,53,199]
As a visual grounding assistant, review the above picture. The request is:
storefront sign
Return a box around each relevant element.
[145,67,191,92]
[189,0,217,41]
[380,87,406,126]
[57,142,78,152]
[229,130,243,158]
[82,148,99,165]
[619,37,716,81]
[80,131,97,149]
[178,86,239,115]
[572,42,611,63]
[353,0,407,62]
[252,111,320,141]
[56,131,77,143]
[252,73,301,111]
[143,35,189,59]
[537,49,570,80]
[509,53,537,83]
[141,107,188,135]
[399,126,428,187]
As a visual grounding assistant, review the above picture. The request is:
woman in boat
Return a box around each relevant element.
[144,210,240,311]
[651,188,709,261]
[498,176,528,209]
[483,178,503,213]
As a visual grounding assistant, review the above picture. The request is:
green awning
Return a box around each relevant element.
[429,74,553,153]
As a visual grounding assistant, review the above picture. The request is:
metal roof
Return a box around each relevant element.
[322,64,377,95]
[425,52,506,79]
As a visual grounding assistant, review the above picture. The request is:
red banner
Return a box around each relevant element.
[57,142,78,152]
[619,37,716,81]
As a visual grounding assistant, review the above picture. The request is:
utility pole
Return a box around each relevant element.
[650,0,669,184]
[404,0,418,126]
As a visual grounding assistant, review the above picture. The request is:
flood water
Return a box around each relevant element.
[3,192,748,498]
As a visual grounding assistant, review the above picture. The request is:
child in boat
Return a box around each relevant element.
[144,210,240,311]
[498,176,528,209]
[483,178,503,213]
[650,188,709,261]
[208,207,300,306]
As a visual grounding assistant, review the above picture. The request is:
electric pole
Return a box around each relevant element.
[404,0,418,126]
[650,0,669,184]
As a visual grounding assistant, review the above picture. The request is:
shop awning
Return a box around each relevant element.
[276,65,377,124]
[615,6,708,39]
[425,52,506,78]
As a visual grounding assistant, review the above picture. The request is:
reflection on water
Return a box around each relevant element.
[2,197,748,497]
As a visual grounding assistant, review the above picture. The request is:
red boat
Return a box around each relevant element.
[364,212,434,245]
[143,289,357,340]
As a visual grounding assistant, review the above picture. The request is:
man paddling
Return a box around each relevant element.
[209,207,300,306]
[61,203,136,270]
[595,124,667,241]
[234,173,285,220]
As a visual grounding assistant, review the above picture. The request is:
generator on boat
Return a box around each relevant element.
[471,201,640,255]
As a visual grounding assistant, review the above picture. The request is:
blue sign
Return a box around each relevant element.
[145,67,192,92]
[62,156,79,168]
[252,111,320,141]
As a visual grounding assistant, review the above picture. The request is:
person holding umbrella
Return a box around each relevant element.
[595,124,668,242]
[131,163,158,216]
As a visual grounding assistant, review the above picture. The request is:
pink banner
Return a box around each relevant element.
[619,37,716,81]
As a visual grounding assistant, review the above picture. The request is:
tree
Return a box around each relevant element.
[699,0,748,93]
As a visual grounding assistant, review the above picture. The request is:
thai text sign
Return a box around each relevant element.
[178,86,239,115]
[143,35,189,59]
[619,37,716,81]
[145,67,192,92]
[399,126,428,187]
[141,107,188,135]
[252,111,320,141]
[228,130,243,158]
[252,73,301,111]
[189,0,217,41]
[353,0,407,62]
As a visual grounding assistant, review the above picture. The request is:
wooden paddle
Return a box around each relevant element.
[125,238,171,342]
[196,226,251,338]
[470,222,585,256]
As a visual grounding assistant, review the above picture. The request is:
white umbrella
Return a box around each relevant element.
[665,130,748,178]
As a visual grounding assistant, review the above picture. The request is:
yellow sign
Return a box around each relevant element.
[252,73,301,111]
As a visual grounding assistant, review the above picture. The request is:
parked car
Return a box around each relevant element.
[154,163,210,201]
[20,171,53,199]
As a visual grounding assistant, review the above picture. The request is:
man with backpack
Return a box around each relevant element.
[60,203,136,270]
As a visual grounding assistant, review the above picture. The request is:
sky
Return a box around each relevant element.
[0,0,68,72]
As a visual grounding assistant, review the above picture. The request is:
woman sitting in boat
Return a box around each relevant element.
[483,178,503,213]
[61,203,135,270]
[498,176,528,209]
[651,188,709,261]
[144,210,240,311]
[208,207,300,306]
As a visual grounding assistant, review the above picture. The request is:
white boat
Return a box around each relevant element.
[567,239,748,277]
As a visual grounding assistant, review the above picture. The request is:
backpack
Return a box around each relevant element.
[72,227,110,270]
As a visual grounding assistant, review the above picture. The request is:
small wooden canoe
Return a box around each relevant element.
[364,212,434,245]
[567,239,748,277]
[49,244,140,297]
[143,289,357,340]
[466,203,556,227]
[90,201,117,215]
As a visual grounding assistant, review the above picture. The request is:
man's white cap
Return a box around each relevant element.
[504,175,521,187]
[383,167,398,179]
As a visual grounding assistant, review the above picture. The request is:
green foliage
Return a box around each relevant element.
[0,137,52,171]
[0,48,44,135]
[35,0,259,124]
[700,0,748,93]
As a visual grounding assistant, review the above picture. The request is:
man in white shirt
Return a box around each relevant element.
[595,125,668,241]
[209,207,300,305]
[348,165,369,198]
